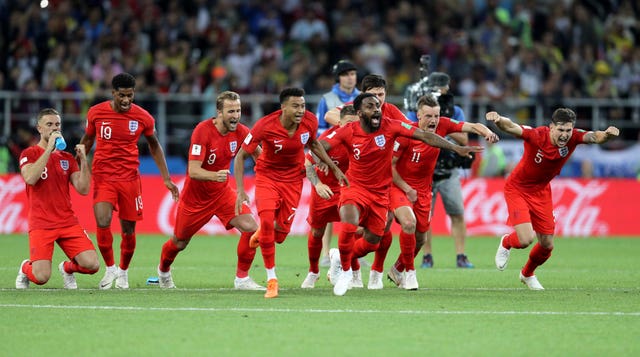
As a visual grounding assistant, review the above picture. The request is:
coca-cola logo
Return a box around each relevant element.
[461,179,609,237]
[551,180,609,236]
[462,179,510,235]
[0,175,29,233]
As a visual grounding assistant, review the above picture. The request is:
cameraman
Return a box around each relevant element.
[407,72,474,268]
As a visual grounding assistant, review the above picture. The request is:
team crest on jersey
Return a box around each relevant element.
[374,135,386,147]
[60,160,69,171]
[129,120,139,132]
[300,132,310,145]
[558,146,569,157]
[230,141,237,153]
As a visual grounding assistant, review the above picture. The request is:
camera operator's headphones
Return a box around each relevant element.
[426,72,450,90]
[426,72,455,118]
[332,60,357,82]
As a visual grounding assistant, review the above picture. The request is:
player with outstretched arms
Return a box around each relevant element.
[487,108,619,290]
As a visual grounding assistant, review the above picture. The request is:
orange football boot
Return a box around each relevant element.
[264,278,278,298]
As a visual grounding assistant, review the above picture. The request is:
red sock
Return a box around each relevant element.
[63,260,98,275]
[338,223,358,271]
[22,261,46,285]
[159,238,181,272]
[522,243,553,277]
[274,230,288,244]
[236,231,256,278]
[503,231,522,249]
[398,231,416,271]
[371,231,392,272]
[352,238,380,258]
[119,232,136,270]
[258,210,276,269]
[96,227,115,267]
[394,258,404,272]
[351,256,361,271]
[307,231,323,274]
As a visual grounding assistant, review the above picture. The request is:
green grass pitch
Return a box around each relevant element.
[1,233,638,356]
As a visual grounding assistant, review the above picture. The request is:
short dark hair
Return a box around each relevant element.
[216,91,240,111]
[551,108,576,125]
[353,92,376,111]
[340,105,356,117]
[279,87,305,104]
[360,74,386,92]
[37,108,60,123]
[416,94,439,109]
[112,73,136,90]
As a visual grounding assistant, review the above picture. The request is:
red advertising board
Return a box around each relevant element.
[1,175,638,237]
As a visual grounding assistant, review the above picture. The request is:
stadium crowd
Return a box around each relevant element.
[1,0,639,173]
[2,0,639,103]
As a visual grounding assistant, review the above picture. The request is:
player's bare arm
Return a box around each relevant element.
[21,132,59,185]
[392,156,417,203]
[448,131,469,145]
[583,126,620,144]
[71,143,90,195]
[305,158,333,199]
[188,160,230,182]
[308,138,348,187]
[324,107,341,126]
[462,122,500,143]
[233,147,251,215]
[412,128,483,158]
[79,133,96,152]
[146,133,179,202]
[485,111,523,137]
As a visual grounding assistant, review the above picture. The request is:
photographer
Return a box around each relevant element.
[405,71,475,268]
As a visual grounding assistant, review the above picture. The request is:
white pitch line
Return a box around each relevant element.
[0,287,638,292]
[0,304,638,316]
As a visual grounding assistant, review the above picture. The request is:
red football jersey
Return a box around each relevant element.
[19,146,80,230]
[181,119,250,206]
[242,109,318,182]
[394,117,464,191]
[306,125,350,191]
[324,116,417,190]
[86,101,155,182]
[507,125,587,192]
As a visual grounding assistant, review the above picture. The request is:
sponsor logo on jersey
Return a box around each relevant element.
[60,160,69,171]
[374,135,386,147]
[129,120,139,132]
[300,132,310,145]
[230,141,237,153]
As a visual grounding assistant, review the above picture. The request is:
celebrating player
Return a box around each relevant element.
[234,87,346,298]
[487,108,619,290]
[387,95,498,290]
[322,92,483,296]
[80,73,179,289]
[157,91,263,290]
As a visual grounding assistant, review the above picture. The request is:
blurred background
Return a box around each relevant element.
[1,0,639,178]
